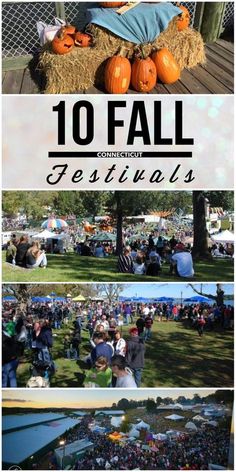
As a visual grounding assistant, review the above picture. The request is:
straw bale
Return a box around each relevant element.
[38,18,205,94]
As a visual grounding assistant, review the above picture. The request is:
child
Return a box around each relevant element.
[83,356,112,388]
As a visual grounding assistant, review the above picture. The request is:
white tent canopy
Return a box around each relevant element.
[192,415,205,422]
[136,420,150,430]
[211,230,234,243]
[153,433,167,441]
[32,229,55,239]
[128,428,140,438]
[185,421,198,431]
[207,420,218,427]
[32,230,69,240]
[165,414,184,421]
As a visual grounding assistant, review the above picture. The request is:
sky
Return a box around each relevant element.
[2,389,219,409]
[121,283,233,299]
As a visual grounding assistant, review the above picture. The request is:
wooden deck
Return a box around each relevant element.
[2,39,234,94]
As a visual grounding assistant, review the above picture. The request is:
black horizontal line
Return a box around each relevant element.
[48,152,192,158]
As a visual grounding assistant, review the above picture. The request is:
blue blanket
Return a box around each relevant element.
[86,3,182,44]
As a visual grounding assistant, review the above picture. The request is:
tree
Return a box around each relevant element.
[192,191,210,259]
[156,397,163,406]
[188,283,225,307]
[214,390,233,406]
[193,393,202,404]
[117,398,130,409]
[110,191,184,256]
[146,398,156,413]
[95,284,126,303]
[120,419,131,433]
[176,396,187,405]
[161,397,173,405]
[205,191,234,211]
[2,191,58,220]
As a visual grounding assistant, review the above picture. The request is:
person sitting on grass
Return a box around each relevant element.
[83,355,112,388]
[15,234,30,267]
[169,243,194,278]
[133,256,146,275]
[26,241,47,269]
[111,354,137,388]
[6,240,17,264]
[146,256,161,277]
[117,246,134,273]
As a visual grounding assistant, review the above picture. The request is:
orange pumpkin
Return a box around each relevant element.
[105,55,131,94]
[152,48,180,84]
[100,2,127,7]
[177,5,190,31]
[52,29,74,55]
[64,25,76,36]
[75,32,93,47]
[131,57,157,93]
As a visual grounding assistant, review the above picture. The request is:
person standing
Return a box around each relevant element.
[136,315,145,337]
[2,330,19,387]
[197,315,206,337]
[111,355,137,388]
[144,313,153,341]
[126,327,145,387]
[91,332,113,365]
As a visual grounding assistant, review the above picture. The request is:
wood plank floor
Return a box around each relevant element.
[2,39,234,94]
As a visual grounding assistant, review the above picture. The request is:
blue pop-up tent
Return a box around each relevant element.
[3,296,17,302]
[154,297,174,303]
[184,295,211,303]
[31,297,51,303]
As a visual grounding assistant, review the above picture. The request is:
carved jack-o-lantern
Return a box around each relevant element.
[74,32,93,47]
[52,28,74,54]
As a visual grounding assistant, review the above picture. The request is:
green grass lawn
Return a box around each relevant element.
[2,252,234,282]
[16,319,233,388]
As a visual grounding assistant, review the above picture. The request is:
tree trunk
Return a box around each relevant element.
[192,191,211,259]
[115,192,123,256]
[188,283,224,306]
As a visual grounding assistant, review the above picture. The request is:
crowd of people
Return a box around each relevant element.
[42,416,231,470]
[6,234,47,269]
[2,298,233,388]
[4,220,234,280]
[117,236,194,278]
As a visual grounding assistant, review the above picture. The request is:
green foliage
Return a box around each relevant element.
[146,398,157,413]
[205,191,234,211]
[120,419,131,433]
[117,398,131,409]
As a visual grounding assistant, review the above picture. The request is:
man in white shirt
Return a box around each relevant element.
[170,245,194,278]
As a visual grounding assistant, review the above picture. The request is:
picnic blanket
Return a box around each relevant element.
[86,2,182,44]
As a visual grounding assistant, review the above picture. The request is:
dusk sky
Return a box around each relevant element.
[2,389,218,409]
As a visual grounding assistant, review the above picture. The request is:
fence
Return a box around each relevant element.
[2,2,234,66]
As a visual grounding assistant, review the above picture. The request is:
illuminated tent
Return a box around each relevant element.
[108,432,122,441]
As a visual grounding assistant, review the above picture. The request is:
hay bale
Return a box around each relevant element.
[38,18,205,94]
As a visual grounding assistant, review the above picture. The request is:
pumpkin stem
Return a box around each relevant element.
[118,46,129,57]
[140,45,146,59]
[57,27,66,39]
